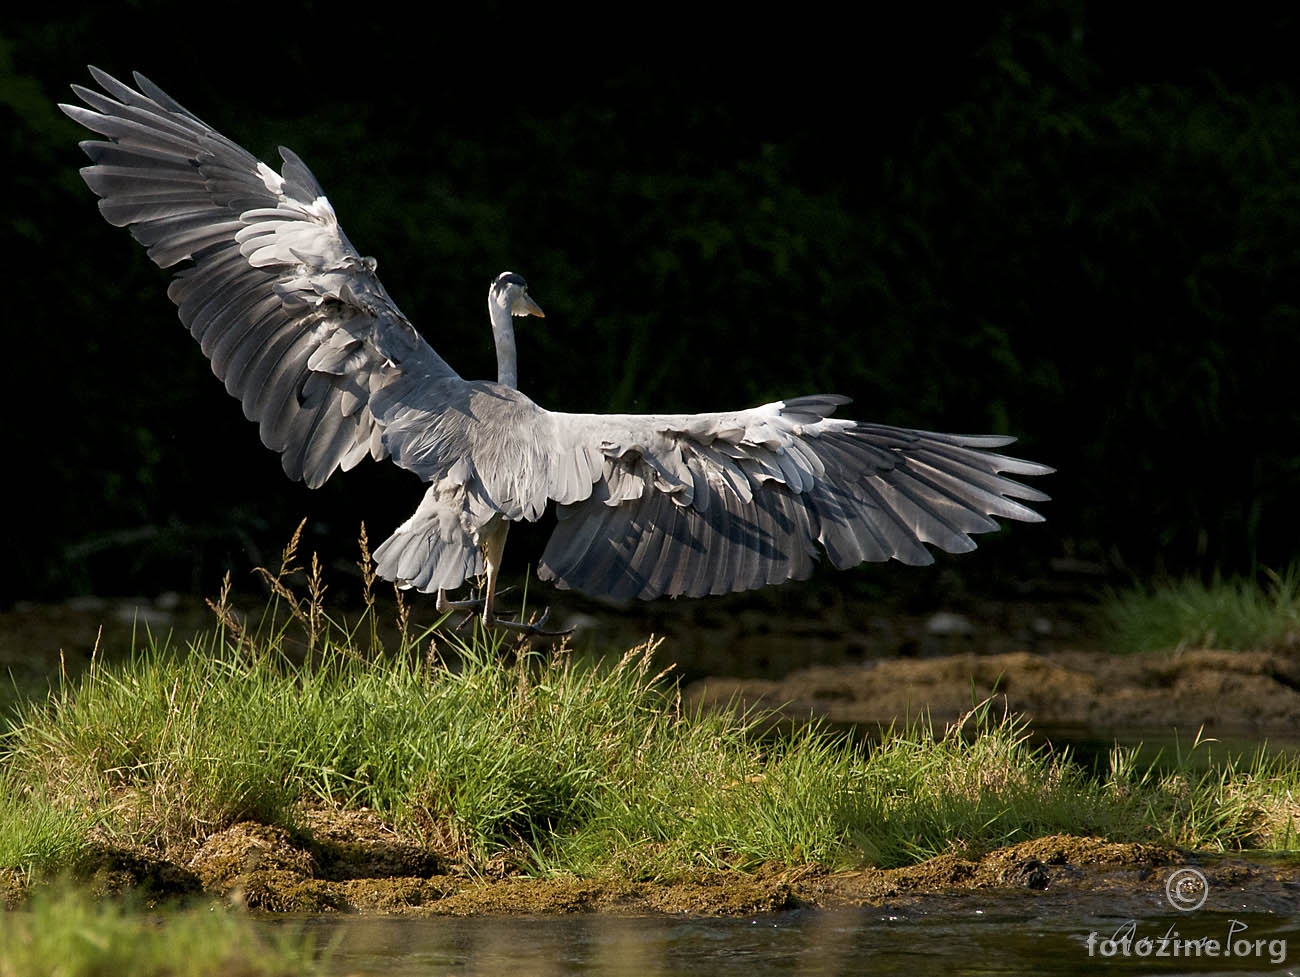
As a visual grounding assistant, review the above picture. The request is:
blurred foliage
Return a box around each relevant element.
[4,2,1300,603]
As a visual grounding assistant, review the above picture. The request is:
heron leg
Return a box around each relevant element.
[479,518,509,627]
[430,519,511,624]
[433,521,570,637]
[436,588,477,614]
[481,519,572,638]
[435,585,517,615]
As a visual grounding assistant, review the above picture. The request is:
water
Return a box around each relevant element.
[270,893,1300,976]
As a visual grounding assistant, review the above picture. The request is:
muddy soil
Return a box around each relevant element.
[686,646,1300,741]
[56,819,1299,917]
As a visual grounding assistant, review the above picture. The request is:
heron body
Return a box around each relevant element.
[62,69,1053,628]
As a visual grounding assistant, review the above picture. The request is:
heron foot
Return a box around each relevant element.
[435,587,515,615]
[435,588,570,638]
[489,606,573,639]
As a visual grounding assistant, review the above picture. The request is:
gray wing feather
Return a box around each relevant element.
[543,465,822,600]
[534,398,1051,601]
[62,68,459,489]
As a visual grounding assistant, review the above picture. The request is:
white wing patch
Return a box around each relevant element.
[255,160,284,195]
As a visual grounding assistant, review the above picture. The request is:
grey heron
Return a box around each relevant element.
[61,69,1052,632]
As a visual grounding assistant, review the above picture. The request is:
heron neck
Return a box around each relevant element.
[489,300,519,389]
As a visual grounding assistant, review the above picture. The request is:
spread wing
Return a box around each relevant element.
[539,397,1051,600]
[376,390,1052,601]
[60,67,461,489]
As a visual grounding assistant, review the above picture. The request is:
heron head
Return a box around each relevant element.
[491,271,545,319]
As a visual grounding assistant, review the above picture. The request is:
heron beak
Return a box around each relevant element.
[518,294,545,318]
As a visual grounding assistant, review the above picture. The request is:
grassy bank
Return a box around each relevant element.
[1,534,1297,903]
[2,614,1297,894]
[1,883,335,976]
[0,887,326,977]
[1102,564,1300,653]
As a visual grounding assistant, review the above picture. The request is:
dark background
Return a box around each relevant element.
[5,3,1299,613]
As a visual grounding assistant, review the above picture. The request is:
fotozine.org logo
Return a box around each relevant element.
[1165,867,1209,911]
[1083,867,1289,966]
